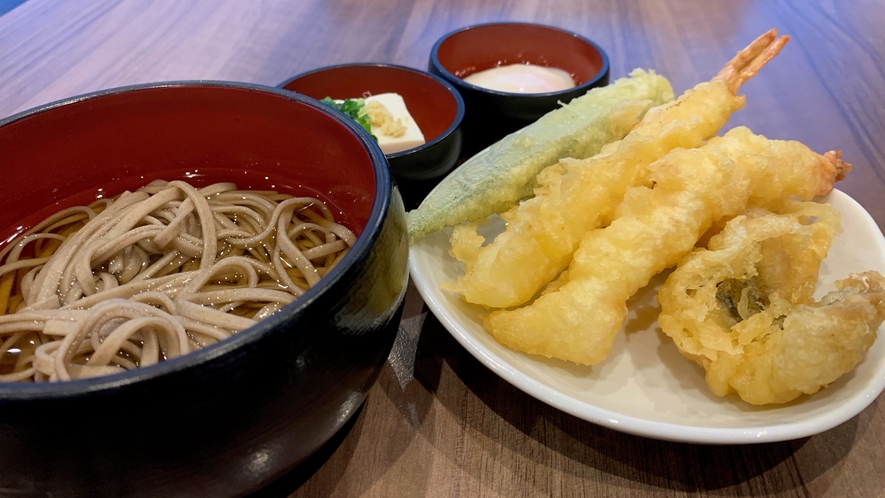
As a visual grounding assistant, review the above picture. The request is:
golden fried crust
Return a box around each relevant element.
[485,128,846,366]
[658,207,885,405]
[408,70,674,243]
[448,29,792,310]
[450,80,736,309]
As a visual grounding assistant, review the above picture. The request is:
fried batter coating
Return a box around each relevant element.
[407,69,674,243]
[447,30,789,309]
[658,208,885,404]
[484,127,850,366]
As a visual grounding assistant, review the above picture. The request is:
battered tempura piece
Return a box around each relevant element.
[658,207,885,405]
[484,127,850,366]
[447,30,790,309]
[407,69,674,243]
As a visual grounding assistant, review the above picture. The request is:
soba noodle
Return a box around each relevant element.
[0,180,356,382]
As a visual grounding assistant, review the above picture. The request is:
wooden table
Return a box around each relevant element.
[2,1,884,496]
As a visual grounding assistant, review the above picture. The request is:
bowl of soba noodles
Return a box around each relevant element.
[0,81,408,497]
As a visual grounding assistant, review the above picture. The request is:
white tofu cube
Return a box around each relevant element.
[330,93,426,154]
[364,93,426,154]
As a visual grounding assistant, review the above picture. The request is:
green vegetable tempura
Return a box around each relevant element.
[407,69,674,243]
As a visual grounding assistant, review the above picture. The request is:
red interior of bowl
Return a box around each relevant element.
[436,24,604,85]
[282,66,458,142]
[0,85,377,240]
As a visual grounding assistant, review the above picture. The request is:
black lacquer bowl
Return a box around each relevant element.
[279,63,465,210]
[0,82,408,497]
[429,22,610,156]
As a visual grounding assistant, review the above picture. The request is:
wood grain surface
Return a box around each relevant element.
[2,1,884,497]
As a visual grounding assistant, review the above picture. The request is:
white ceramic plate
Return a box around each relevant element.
[409,189,885,444]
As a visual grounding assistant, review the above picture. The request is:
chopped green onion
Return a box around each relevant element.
[320,97,376,141]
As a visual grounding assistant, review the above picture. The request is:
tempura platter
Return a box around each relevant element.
[409,190,885,443]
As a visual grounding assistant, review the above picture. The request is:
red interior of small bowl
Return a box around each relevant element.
[282,65,458,142]
[436,23,604,85]
[0,85,377,239]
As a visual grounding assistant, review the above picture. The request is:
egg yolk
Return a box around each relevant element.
[463,64,576,93]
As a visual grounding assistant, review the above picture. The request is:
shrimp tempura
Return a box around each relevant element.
[447,30,789,308]
[484,127,850,366]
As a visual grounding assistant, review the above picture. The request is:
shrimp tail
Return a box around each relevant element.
[715,29,791,95]
[816,150,853,195]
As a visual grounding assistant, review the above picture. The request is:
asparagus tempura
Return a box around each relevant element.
[407,69,674,243]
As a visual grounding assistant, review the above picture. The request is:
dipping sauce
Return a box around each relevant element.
[463,64,576,93]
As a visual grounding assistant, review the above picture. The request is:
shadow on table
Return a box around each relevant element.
[249,291,866,497]
[412,308,863,496]
[248,401,367,498]
[248,359,432,498]
[250,287,436,497]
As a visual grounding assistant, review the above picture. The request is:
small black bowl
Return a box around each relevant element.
[279,64,465,196]
[0,82,408,498]
[430,22,610,156]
